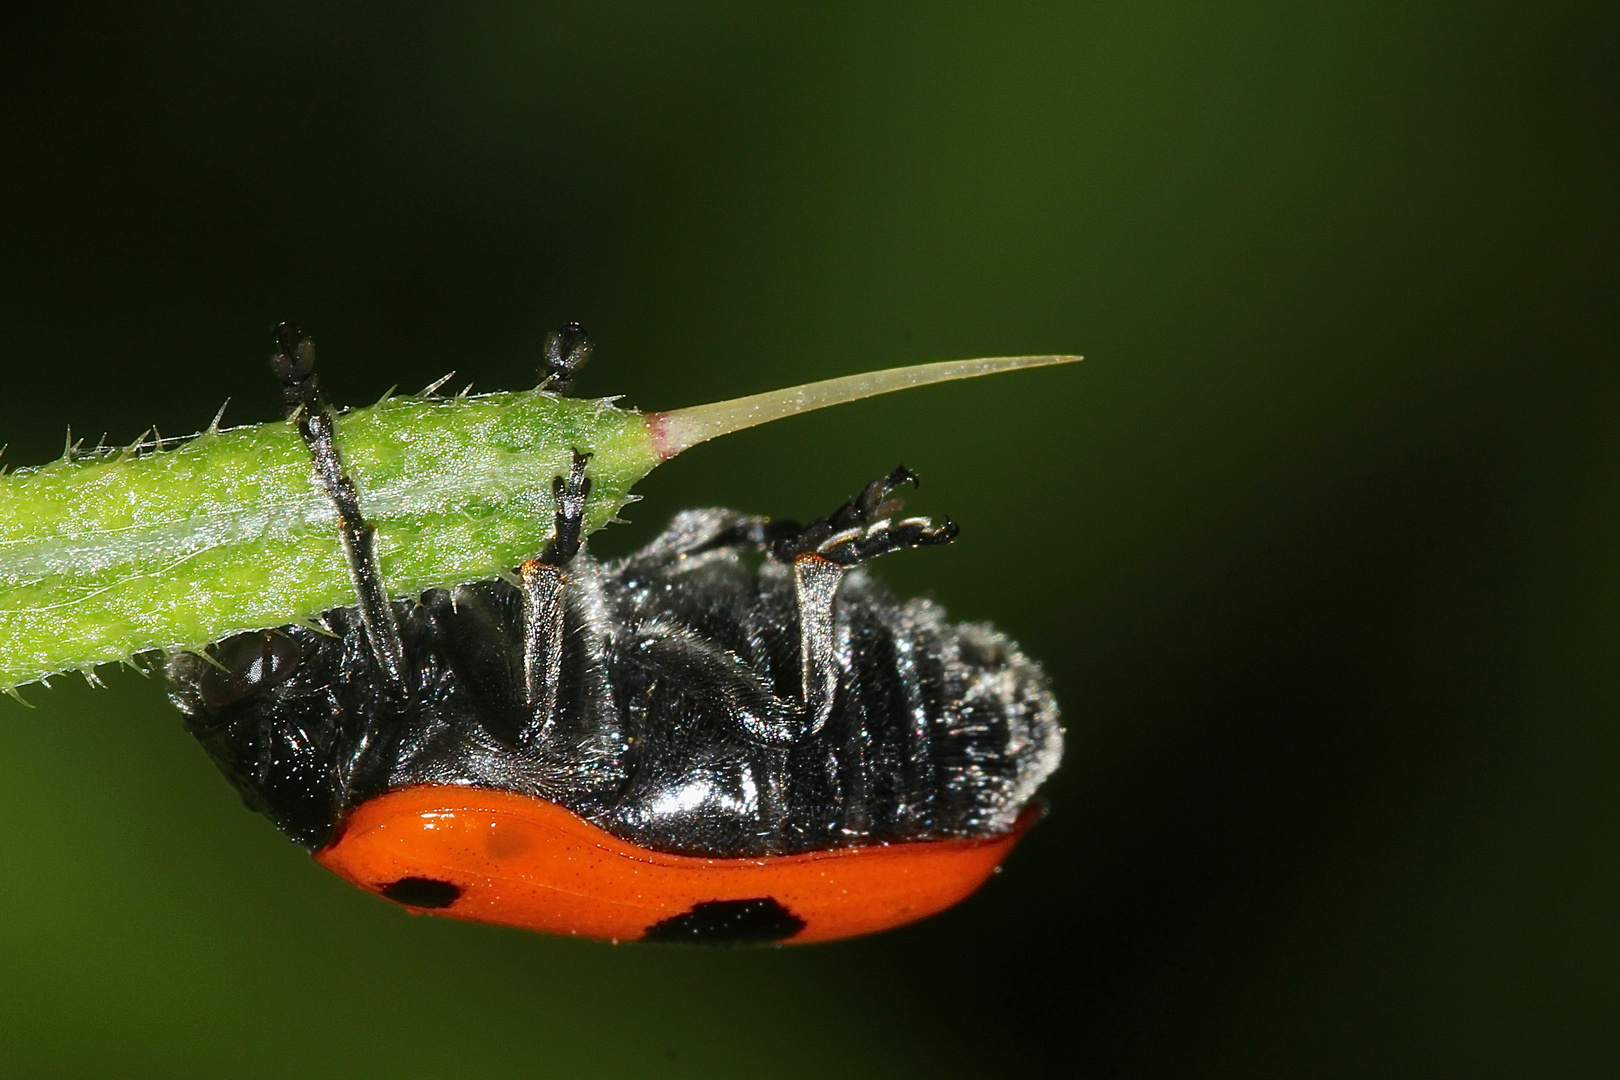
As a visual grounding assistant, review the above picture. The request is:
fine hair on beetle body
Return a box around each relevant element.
[163,323,1066,944]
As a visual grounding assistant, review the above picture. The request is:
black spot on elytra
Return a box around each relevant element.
[380,876,461,909]
[642,898,806,945]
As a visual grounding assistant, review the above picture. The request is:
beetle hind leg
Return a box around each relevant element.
[670,466,958,567]
[771,464,958,568]
[621,467,960,749]
[776,466,959,736]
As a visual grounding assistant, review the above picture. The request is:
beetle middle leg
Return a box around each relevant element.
[522,322,594,691]
[516,449,591,739]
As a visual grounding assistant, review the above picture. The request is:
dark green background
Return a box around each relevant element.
[2,4,1615,1076]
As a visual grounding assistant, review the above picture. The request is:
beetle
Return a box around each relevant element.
[164,324,1064,944]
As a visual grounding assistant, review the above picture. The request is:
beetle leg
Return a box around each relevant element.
[662,514,798,556]
[667,467,956,563]
[634,624,799,746]
[271,323,411,703]
[776,466,959,736]
[540,322,592,395]
[769,465,958,567]
[791,554,844,735]
[631,623,800,832]
[517,450,591,735]
[628,468,958,746]
[538,449,591,568]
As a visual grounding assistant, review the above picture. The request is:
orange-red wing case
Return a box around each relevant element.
[316,785,1037,944]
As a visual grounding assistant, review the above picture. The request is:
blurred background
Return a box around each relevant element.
[1,3,1615,1076]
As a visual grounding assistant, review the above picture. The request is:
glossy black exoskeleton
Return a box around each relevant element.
[167,326,1063,856]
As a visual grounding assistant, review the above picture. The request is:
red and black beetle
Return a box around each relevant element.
[166,324,1063,945]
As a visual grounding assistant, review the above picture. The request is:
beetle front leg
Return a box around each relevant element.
[271,322,412,704]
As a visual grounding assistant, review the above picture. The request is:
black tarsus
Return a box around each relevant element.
[768,464,958,567]
[540,449,592,567]
[270,321,318,413]
[689,466,957,567]
[816,514,959,567]
[542,322,592,395]
[270,322,412,702]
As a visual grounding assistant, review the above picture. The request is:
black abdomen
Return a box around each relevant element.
[169,512,1061,857]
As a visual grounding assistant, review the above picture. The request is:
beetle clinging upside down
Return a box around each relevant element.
[164,324,1065,945]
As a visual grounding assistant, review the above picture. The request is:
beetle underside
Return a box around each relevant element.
[165,325,1062,861]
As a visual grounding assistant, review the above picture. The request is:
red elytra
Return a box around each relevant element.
[315,785,1038,944]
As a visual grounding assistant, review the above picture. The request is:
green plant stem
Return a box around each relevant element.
[0,390,657,692]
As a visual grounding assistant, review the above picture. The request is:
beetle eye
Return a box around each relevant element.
[202,630,304,708]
